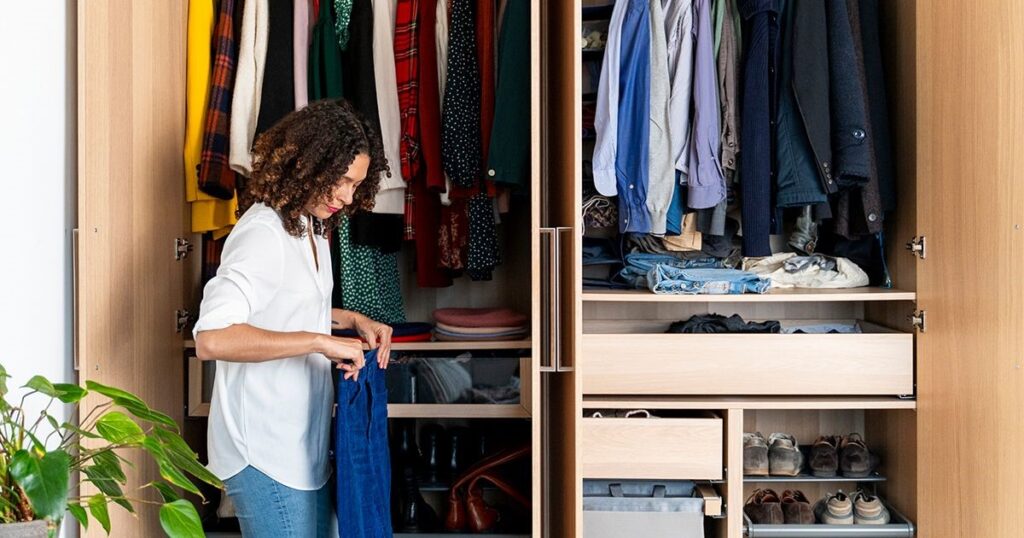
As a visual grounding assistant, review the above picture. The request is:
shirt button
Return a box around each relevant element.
[867,213,878,222]
[823,161,830,169]
[727,158,734,166]
[853,129,866,140]
[728,140,736,148]
[628,184,635,189]
[487,169,496,177]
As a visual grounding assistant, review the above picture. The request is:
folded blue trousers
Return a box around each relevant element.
[335,349,392,537]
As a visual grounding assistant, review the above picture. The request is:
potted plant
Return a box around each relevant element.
[0,364,222,537]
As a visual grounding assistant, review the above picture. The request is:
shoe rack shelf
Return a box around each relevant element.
[582,397,916,411]
[743,503,916,537]
[743,473,886,484]
[581,288,916,303]
[387,403,530,419]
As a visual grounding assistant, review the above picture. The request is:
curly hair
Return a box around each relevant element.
[240,99,390,237]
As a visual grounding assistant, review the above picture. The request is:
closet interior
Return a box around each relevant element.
[179,0,543,535]
[545,0,921,536]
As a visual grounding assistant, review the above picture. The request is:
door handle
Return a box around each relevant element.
[539,228,557,372]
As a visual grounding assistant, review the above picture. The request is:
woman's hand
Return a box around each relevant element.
[353,315,392,369]
[314,334,366,380]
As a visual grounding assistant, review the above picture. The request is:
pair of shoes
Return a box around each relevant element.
[810,433,880,478]
[743,489,814,524]
[743,432,804,477]
[814,490,891,525]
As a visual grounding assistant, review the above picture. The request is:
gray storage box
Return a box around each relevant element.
[583,480,705,538]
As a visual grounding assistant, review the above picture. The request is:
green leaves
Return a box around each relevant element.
[158,500,204,538]
[87,494,110,534]
[23,376,57,397]
[9,449,71,522]
[86,380,178,431]
[67,504,88,530]
[95,412,146,444]
[153,429,222,488]
[51,383,87,404]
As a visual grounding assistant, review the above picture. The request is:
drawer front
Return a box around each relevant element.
[580,333,914,396]
[580,416,723,480]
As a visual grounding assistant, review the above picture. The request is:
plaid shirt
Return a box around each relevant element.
[395,0,421,182]
[198,0,240,200]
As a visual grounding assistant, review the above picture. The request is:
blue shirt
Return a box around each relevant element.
[615,0,652,233]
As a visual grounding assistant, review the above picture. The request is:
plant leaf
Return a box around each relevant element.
[24,376,58,397]
[62,422,101,440]
[117,399,178,431]
[84,381,145,407]
[9,449,71,521]
[91,450,126,483]
[0,363,9,396]
[153,430,222,487]
[159,500,204,538]
[150,481,181,503]
[94,412,145,444]
[51,383,88,404]
[88,494,110,534]
[81,466,126,506]
[67,503,88,530]
[157,460,200,496]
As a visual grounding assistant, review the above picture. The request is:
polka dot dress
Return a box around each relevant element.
[337,216,407,324]
[441,0,482,188]
[467,194,500,280]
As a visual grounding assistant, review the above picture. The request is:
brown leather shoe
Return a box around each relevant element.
[744,489,784,525]
[810,435,840,478]
[780,490,815,525]
[839,433,876,478]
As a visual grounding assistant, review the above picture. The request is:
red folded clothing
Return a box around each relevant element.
[433,307,529,329]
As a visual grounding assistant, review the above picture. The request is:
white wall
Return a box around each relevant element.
[0,1,77,535]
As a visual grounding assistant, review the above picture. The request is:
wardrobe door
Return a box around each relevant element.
[916,2,1024,536]
[78,2,188,536]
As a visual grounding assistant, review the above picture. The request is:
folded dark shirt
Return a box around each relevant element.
[666,314,781,334]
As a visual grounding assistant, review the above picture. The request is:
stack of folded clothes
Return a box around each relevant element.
[432,308,529,342]
[332,320,434,343]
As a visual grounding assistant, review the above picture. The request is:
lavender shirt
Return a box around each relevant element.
[686,0,727,209]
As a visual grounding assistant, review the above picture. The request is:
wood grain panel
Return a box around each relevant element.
[580,333,914,396]
[78,1,188,536]
[916,1,1024,536]
[580,416,723,480]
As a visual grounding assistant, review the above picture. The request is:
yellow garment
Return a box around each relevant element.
[186,0,237,238]
[663,213,702,252]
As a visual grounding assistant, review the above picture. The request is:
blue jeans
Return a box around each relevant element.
[335,350,392,537]
[224,466,331,537]
[618,253,724,288]
[648,266,771,295]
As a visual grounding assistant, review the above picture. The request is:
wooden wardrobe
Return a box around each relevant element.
[542,0,1024,537]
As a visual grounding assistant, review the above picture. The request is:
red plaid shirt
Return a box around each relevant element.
[394,0,421,181]
[198,0,240,200]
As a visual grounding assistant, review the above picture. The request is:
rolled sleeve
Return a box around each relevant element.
[193,222,284,339]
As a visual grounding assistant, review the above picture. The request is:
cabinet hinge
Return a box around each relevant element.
[175,238,194,261]
[905,236,926,259]
[909,310,926,333]
[176,309,193,333]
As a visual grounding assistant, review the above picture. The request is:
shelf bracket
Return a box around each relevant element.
[905,236,926,259]
[909,310,926,333]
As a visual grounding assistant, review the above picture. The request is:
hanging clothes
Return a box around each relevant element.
[412,0,454,287]
[614,0,653,233]
[715,0,741,183]
[187,0,239,237]
[592,0,626,197]
[737,0,781,257]
[229,0,269,176]
[477,0,497,173]
[335,0,355,50]
[335,349,392,538]
[687,0,727,211]
[789,0,834,199]
[338,217,407,324]
[466,194,500,280]
[343,0,380,131]
[395,0,422,183]
[255,0,295,137]
[485,0,531,188]
[646,0,673,236]
[371,0,409,215]
[294,0,310,109]
[442,0,483,189]
[858,0,896,213]
[309,0,345,100]
[662,0,694,237]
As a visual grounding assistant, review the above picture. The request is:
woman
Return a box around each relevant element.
[194,99,393,536]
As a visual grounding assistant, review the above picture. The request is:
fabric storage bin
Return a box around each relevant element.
[583,480,705,538]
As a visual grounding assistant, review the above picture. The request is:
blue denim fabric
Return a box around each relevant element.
[648,266,770,295]
[618,253,725,288]
[335,350,392,537]
[616,0,652,233]
[224,466,331,538]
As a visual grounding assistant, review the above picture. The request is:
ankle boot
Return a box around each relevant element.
[447,426,471,478]
[420,423,446,484]
[392,419,421,467]
[395,466,439,532]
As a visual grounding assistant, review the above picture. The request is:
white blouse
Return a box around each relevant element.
[193,203,334,490]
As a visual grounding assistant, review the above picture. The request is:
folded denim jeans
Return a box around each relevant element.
[618,253,725,288]
[647,266,770,295]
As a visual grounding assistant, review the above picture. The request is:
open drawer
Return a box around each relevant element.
[580,411,723,480]
[579,321,913,396]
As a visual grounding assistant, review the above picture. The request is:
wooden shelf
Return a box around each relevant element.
[183,339,532,351]
[388,404,530,419]
[582,288,916,303]
[744,472,887,483]
[394,534,529,538]
[582,396,917,410]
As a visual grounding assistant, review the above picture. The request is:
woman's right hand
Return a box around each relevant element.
[314,334,366,380]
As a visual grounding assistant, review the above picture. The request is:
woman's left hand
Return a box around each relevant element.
[353,315,392,368]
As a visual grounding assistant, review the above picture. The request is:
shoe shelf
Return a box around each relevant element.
[743,473,886,484]
[743,503,916,537]
[581,396,916,410]
[387,403,529,419]
[581,287,916,303]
